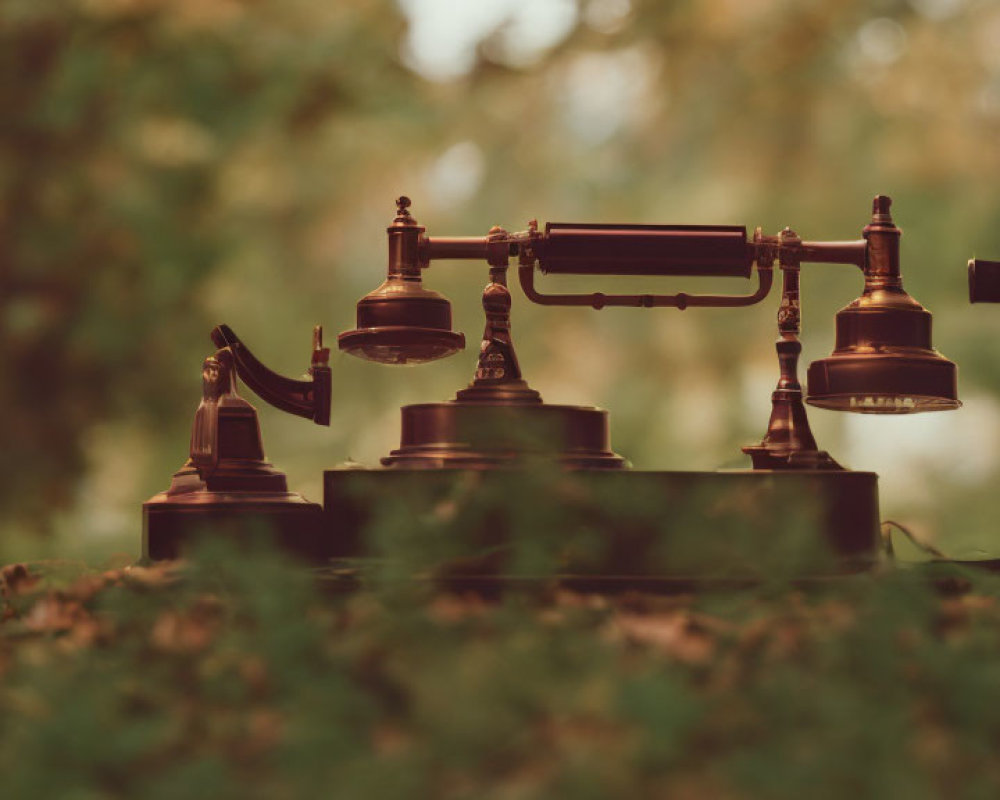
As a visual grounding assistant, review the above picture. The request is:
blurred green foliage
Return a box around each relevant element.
[0,0,423,534]
[5,537,1000,798]
[334,467,855,583]
[2,0,1000,558]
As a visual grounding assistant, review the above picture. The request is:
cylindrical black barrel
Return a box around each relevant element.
[534,223,752,277]
[969,259,1000,303]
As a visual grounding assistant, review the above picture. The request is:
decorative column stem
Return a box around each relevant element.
[743,229,841,470]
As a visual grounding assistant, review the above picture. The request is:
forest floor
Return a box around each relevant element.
[2,542,1000,799]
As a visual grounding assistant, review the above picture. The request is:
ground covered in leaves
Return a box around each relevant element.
[3,542,1000,799]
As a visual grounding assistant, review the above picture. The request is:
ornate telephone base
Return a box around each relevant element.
[142,326,331,562]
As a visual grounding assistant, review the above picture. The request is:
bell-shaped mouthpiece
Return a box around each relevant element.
[806,288,960,413]
[806,196,959,414]
[338,276,465,365]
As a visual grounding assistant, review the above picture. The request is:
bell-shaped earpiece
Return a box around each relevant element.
[338,276,465,364]
[338,196,465,365]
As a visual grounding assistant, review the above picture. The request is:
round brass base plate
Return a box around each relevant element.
[382,402,627,469]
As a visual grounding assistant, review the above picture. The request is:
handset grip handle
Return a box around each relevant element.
[533,223,753,277]
[210,324,331,425]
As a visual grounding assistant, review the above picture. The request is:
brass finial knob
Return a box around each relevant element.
[391,195,418,227]
[864,194,897,238]
[871,194,893,224]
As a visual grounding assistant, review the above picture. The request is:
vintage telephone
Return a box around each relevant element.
[144,194,963,579]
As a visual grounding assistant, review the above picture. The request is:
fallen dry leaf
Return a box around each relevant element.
[609,610,717,664]
[23,594,91,634]
[1,564,40,598]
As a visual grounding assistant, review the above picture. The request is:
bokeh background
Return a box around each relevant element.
[3,0,1000,561]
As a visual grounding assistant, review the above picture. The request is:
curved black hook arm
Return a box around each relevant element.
[210,324,331,425]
